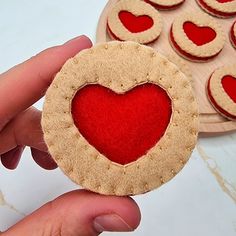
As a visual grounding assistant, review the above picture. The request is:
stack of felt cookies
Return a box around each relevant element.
[106,0,236,122]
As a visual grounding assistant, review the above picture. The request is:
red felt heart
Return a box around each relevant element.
[183,21,216,46]
[222,75,236,103]
[118,11,154,33]
[72,84,172,165]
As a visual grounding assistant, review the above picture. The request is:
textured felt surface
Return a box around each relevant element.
[207,79,236,120]
[197,0,236,17]
[107,23,160,45]
[207,65,236,121]
[107,0,162,44]
[118,11,154,33]
[107,23,123,41]
[145,0,185,10]
[222,75,236,103]
[183,22,216,46]
[230,21,236,47]
[170,11,225,61]
[42,41,199,196]
[170,26,220,61]
[72,84,172,165]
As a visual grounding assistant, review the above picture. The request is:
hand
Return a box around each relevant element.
[0,36,141,235]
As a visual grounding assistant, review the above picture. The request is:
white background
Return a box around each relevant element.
[0,1,236,235]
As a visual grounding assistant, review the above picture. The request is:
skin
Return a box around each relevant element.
[0,35,141,235]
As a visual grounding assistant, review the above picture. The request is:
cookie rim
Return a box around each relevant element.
[171,11,225,58]
[208,64,236,119]
[145,0,185,8]
[197,0,236,14]
[42,41,198,196]
[234,21,236,39]
[107,0,162,44]
[165,53,192,81]
[230,21,236,48]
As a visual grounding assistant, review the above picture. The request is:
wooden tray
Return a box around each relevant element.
[96,0,236,135]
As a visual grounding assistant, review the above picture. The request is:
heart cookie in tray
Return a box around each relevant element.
[207,64,236,120]
[196,0,236,18]
[42,41,198,196]
[145,0,185,10]
[107,0,162,44]
[169,11,225,62]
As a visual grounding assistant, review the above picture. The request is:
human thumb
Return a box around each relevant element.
[2,190,141,236]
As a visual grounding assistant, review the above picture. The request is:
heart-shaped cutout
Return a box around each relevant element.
[72,84,172,165]
[183,21,216,46]
[119,11,154,33]
[222,75,236,103]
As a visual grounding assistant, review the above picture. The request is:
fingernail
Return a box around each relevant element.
[63,35,91,45]
[93,214,133,233]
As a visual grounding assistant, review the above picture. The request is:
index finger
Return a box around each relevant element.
[0,35,92,128]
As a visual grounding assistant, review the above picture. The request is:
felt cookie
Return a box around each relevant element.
[165,53,192,82]
[207,65,236,120]
[169,11,225,62]
[107,0,162,44]
[42,41,198,196]
[196,0,236,18]
[145,0,185,10]
[230,20,236,49]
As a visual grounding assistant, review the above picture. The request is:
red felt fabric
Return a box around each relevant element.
[183,22,216,46]
[198,0,236,17]
[144,0,185,10]
[72,84,172,165]
[217,0,234,3]
[222,75,236,103]
[118,11,154,33]
[170,26,220,61]
[207,78,236,120]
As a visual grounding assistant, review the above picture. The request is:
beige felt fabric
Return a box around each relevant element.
[165,53,192,81]
[148,0,184,7]
[107,0,162,44]
[197,0,236,15]
[171,11,225,59]
[234,21,236,38]
[42,41,199,196]
[230,21,236,49]
[208,64,236,119]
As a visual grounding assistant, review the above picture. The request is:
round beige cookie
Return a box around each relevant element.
[107,0,162,44]
[196,0,236,18]
[207,64,236,120]
[170,11,225,61]
[42,41,198,196]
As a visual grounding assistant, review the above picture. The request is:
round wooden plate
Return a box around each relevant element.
[96,0,236,135]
